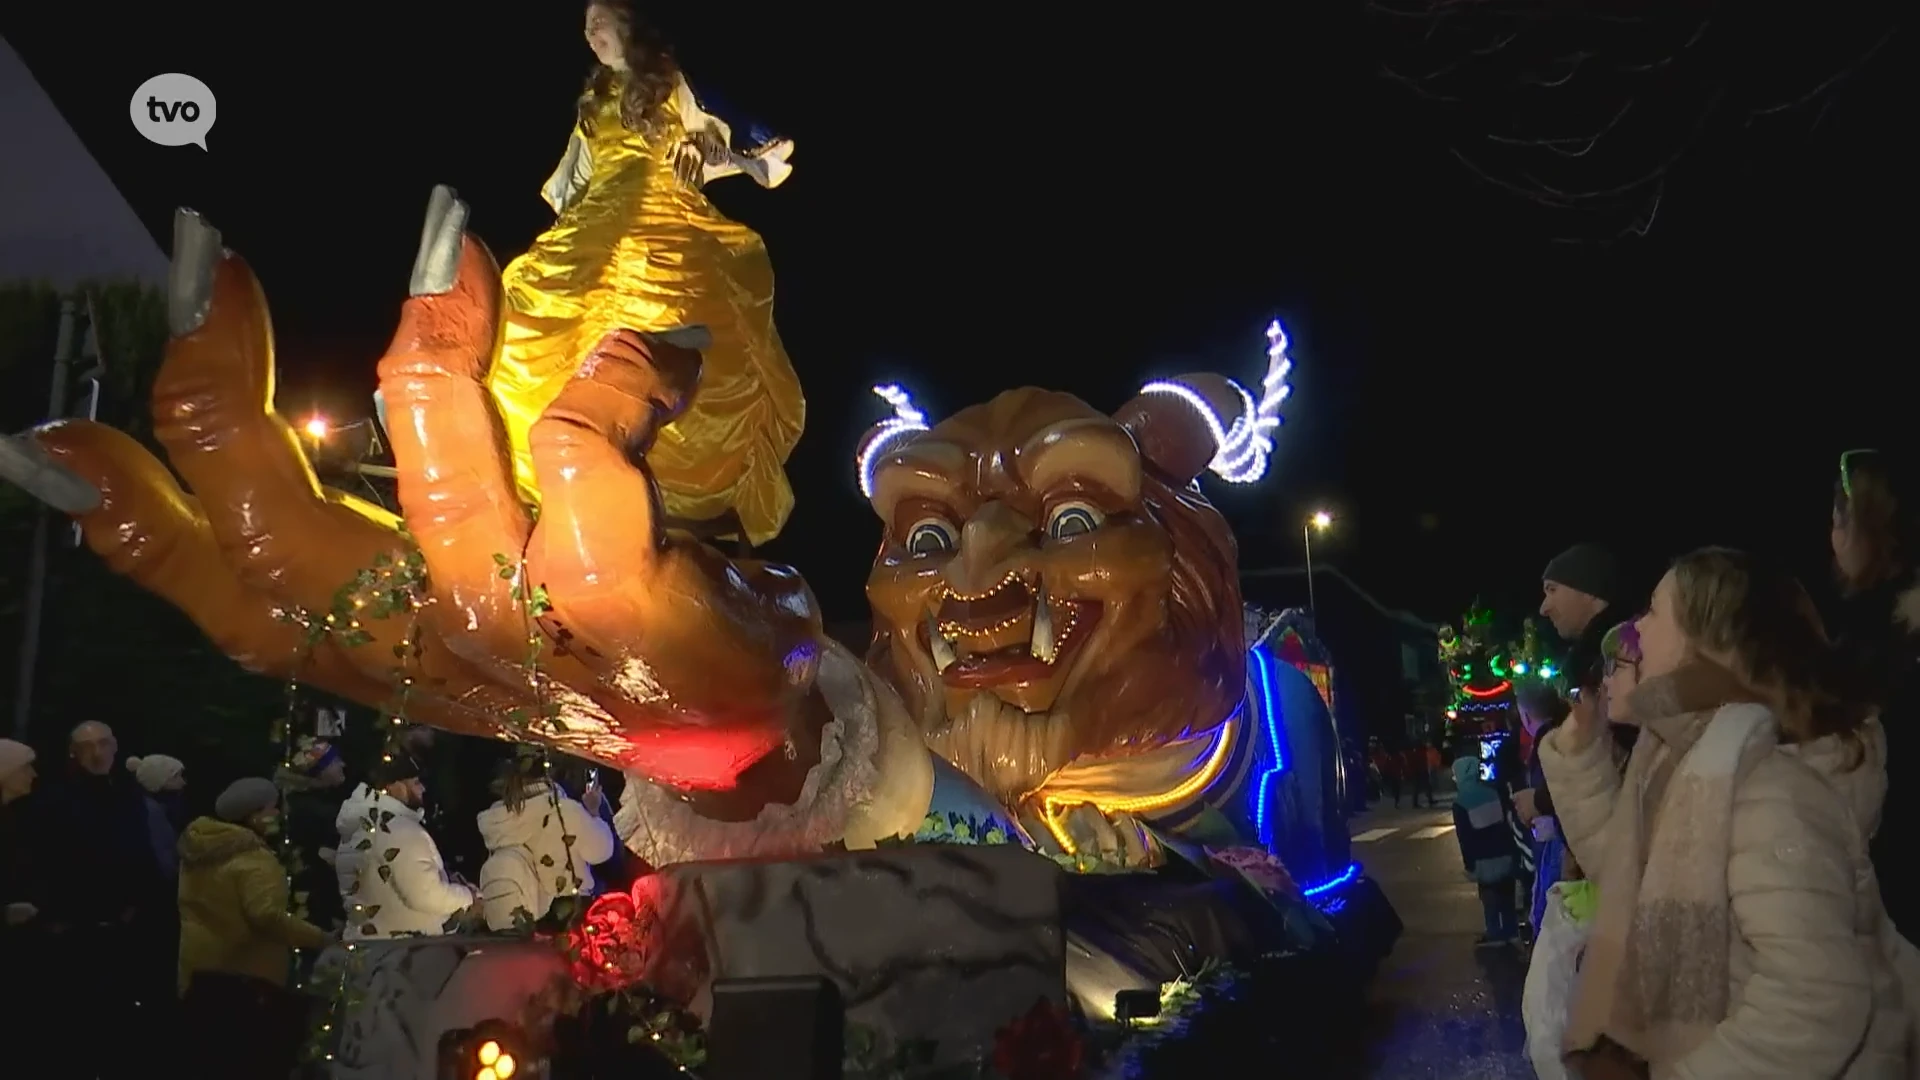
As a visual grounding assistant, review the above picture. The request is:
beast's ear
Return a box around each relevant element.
[1118,318,1295,485]
[1113,373,1248,486]
[855,422,926,503]
[854,385,931,501]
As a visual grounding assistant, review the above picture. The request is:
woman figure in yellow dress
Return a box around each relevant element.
[491,0,802,546]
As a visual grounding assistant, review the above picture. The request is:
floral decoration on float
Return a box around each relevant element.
[565,874,662,991]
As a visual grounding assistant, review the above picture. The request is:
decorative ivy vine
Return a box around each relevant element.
[495,551,584,897]
[274,541,431,1065]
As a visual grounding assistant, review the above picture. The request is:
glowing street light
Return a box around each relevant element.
[296,413,400,481]
[1304,511,1334,624]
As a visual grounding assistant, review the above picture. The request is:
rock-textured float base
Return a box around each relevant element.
[645,844,1067,1066]
[323,935,568,1080]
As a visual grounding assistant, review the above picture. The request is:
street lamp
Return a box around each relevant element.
[301,413,399,480]
[1304,511,1333,624]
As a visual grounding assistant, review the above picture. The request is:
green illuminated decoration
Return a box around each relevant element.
[1436,606,1567,713]
[1437,601,1509,708]
[1506,618,1564,693]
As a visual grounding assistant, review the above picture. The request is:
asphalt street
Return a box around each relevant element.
[1346,799,1534,1079]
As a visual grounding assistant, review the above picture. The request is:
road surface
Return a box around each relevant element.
[1348,800,1534,1079]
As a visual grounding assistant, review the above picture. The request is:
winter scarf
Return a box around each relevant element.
[1565,662,1775,1069]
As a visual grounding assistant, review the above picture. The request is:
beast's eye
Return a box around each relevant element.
[1046,501,1104,541]
[906,518,957,556]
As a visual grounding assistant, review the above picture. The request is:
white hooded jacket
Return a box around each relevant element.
[1784,719,1919,1078]
[333,783,474,939]
[475,784,616,931]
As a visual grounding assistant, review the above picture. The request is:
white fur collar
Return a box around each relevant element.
[613,638,930,866]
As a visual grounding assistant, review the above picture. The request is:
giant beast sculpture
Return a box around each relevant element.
[9,190,1311,874]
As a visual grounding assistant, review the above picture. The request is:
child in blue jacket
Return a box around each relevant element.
[1452,755,1520,946]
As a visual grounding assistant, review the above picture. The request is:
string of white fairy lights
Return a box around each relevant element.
[853,318,1296,496]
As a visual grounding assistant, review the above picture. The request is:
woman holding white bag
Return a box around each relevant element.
[1524,620,1639,1079]
[1539,549,1905,1079]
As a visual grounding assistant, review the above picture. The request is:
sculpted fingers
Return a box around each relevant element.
[374,190,624,732]
[32,420,392,702]
[151,210,400,609]
[376,187,532,669]
[527,328,806,781]
[151,210,528,728]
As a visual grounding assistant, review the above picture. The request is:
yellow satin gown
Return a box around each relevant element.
[489,84,803,546]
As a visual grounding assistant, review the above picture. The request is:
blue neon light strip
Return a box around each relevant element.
[1248,647,1287,848]
[1303,861,1360,898]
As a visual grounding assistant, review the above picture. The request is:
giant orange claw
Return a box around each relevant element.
[24,190,816,793]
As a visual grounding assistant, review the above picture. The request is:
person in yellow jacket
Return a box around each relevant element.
[177,777,331,1077]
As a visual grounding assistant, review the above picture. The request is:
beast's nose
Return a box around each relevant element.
[942,500,1033,597]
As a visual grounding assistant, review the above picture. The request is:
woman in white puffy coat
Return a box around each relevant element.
[476,761,616,931]
[1540,549,1906,1079]
[1784,688,1920,1079]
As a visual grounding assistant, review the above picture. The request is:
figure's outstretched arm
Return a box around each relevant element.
[674,73,795,190]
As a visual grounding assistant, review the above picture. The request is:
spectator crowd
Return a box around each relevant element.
[0,717,623,1078]
[1474,450,1920,1079]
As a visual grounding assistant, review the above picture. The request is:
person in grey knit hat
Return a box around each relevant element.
[214,777,281,826]
[1524,542,1647,832]
[177,776,326,1077]
[1540,543,1623,635]
[1541,542,1647,690]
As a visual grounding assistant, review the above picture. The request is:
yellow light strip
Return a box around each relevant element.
[1039,719,1239,855]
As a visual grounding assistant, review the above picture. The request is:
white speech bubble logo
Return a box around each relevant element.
[130,73,217,151]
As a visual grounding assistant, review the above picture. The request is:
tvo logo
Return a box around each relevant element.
[129,73,217,150]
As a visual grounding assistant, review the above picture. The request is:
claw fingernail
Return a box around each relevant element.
[0,432,101,515]
[409,184,468,298]
[168,209,221,337]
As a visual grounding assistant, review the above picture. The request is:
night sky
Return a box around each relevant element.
[1,7,1908,626]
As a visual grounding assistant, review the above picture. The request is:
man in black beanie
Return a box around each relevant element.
[1540,542,1631,695]
[1522,543,1646,836]
[333,749,475,939]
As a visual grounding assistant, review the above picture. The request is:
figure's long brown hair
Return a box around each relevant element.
[578,1,681,136]
[1669,547,1869,758]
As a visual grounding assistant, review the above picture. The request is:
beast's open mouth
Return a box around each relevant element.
[918,570,1104,690]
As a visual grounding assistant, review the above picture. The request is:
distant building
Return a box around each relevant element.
[1240,565,1444,753]
[0,36,166,288]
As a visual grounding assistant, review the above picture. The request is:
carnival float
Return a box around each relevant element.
[0,7,1396,1076]
[1437,606,1561,782]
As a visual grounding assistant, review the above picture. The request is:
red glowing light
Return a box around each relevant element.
[616,722,792,791]
[566,875,661,990]
[1462,681,1512,699]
